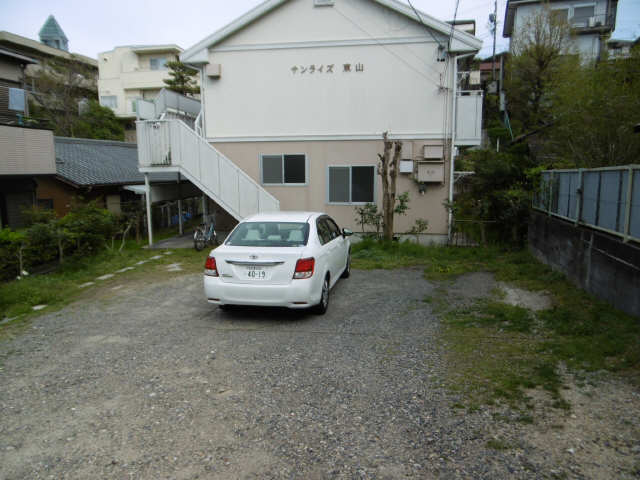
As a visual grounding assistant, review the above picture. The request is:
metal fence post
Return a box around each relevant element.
[548,171,554,216]
[623,166,634,242]
[575,169,583,226]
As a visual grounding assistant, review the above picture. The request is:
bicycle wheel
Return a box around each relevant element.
[194,230,206,251]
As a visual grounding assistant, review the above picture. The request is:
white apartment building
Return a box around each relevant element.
[503,0,619,61]
[98,44,193,119]
[137,0,484,243]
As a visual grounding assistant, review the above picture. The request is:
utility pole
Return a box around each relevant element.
[491,0,498,81]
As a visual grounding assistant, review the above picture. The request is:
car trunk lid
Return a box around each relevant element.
[214,246,306,285]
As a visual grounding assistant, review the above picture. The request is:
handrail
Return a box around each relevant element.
[136,118,280,220]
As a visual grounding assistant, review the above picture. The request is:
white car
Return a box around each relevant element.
[204,212,353,314]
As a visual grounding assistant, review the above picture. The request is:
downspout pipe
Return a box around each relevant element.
[448,51,476,242]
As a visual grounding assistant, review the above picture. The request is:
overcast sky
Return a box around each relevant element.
[1,0,638,60]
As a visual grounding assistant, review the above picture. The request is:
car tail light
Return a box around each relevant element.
[204,256,218,277]
[293,257,315,279]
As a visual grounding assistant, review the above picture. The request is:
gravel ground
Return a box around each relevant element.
[0,268,638,479]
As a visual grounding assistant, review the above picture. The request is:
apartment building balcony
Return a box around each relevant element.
[120,69,169,90]
[571,13,615,34]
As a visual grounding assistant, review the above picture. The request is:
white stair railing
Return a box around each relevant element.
[137,119,279,220]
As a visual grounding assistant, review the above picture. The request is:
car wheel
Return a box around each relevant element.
[219,304,234,311]
[341,252,351,278]
[313,276,330,315]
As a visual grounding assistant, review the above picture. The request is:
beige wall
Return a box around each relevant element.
[213,139,450,236]
[0,58,22,83]
[0,126,55,175]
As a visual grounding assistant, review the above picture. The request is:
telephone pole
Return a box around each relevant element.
[491,0,498,81]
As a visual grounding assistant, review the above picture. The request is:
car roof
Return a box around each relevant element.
[242,211,324,223]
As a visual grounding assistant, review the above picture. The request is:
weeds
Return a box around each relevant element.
[352,239,640,410]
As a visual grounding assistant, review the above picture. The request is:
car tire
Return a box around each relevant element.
[219,304,234,311]
[341,252,351,279]
[313,276,330,315]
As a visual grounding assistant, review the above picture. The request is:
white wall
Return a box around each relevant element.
[203,0,454,140]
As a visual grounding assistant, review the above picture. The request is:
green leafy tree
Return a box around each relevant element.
[505,7,573,132]
[163,61,200,97]
[72,100,124,141]
[29,55,97,137]
[548,48,640,167]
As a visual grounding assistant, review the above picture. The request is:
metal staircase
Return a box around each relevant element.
[136,119,279,221]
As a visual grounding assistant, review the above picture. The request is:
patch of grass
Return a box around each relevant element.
[0,242,210,333]
[486,438,512,451]
[352,239,640,410]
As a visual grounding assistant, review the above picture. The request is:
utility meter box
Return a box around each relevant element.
[417,162,445,183]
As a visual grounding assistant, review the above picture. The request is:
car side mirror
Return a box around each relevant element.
[342,228,353,237]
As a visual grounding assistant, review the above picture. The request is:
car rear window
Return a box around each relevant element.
[225,222,310,247]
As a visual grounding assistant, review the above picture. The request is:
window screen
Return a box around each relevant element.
[100,96,117,109]
[573,6,595,22]
[262,155,283,184]
[329,167,350,203]
[150,58,167,70]
[352,166,375,203]
[284,155,306,183]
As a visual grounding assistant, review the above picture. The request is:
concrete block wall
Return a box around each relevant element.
[528,211,640,318]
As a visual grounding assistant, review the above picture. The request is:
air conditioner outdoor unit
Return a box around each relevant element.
[399,160,413,174]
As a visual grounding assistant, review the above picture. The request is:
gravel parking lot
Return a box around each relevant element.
[1,268,638,479]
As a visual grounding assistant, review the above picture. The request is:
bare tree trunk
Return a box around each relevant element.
[120,222,133,252]
[378,132,402,242]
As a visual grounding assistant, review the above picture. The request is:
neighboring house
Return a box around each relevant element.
[0,21,99,126]
[503,0,619,61]
[0,124,56,228]
[137,0,484,244]
[607,36,639,59]
[0,123,195,228]
[0,48,38,124]
[98,44,200,141]
[0,28,98,83]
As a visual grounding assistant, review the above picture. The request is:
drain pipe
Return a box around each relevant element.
[448,52,476,242]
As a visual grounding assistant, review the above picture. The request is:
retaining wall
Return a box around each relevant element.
[528,210,640,317]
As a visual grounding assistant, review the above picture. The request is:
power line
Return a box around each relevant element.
[332,5,445,87]
[407,0,446,50]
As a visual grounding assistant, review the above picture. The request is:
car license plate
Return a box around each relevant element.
[246,266,266,279]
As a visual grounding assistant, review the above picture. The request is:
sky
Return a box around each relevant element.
[1,0,638,61]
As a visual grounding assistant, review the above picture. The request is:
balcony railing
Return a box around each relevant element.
[570,13,614,31]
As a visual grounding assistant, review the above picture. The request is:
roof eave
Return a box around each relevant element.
[181,0,482,62]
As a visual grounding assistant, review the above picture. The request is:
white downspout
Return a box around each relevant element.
[448,52,476,242]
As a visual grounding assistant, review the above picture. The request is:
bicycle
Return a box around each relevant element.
[194,218,218,251]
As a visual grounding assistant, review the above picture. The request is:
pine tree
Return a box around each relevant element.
[163,61,200,97]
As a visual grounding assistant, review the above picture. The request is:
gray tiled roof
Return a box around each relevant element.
[54,137,177,186]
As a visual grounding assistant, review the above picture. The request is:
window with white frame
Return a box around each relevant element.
[328,166,375,203]
[150,57,168,70]
[261,154,306,185]
[100,95,117,109]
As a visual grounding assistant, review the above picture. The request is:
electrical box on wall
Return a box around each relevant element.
[417,162,445,183]
[399,160,413,174]
[423,144,444,160]
[401,141,413,160]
